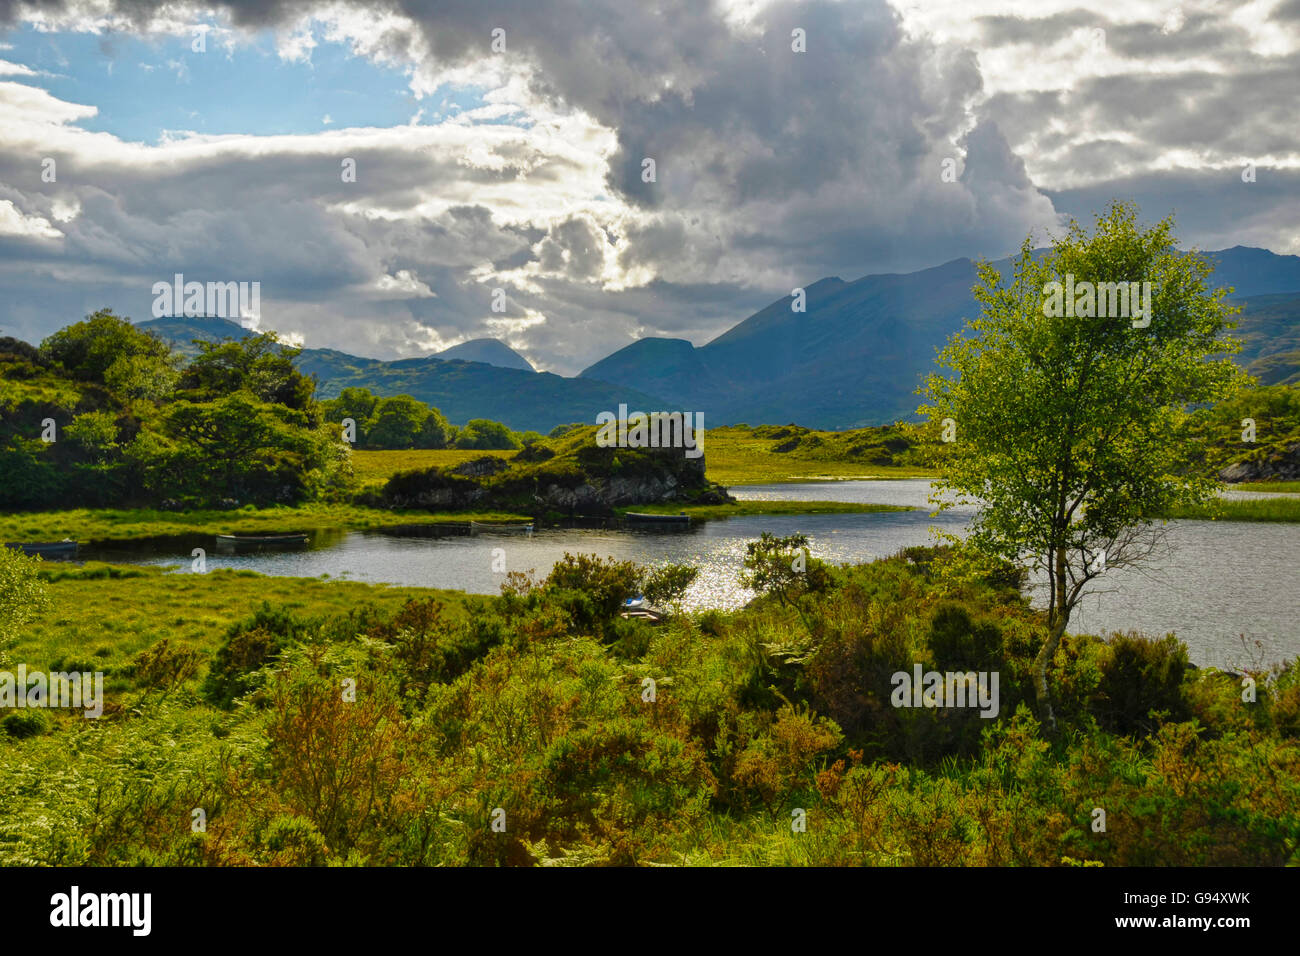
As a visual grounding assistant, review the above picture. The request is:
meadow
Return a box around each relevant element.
[702,425,934,485]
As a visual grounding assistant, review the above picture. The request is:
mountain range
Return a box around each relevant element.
[579,246,1300,427]
[134,245,1300,431]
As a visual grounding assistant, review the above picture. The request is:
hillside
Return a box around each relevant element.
[296,350,666,433]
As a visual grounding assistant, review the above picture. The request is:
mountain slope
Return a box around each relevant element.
[579,246,1300,429]
[296,349,666,432]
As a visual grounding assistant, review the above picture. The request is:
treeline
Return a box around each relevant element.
[1,540,1295,866]
[0,311,532,510]
[320,387,541,451]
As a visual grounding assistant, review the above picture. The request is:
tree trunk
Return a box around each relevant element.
[1032,616,1068,736]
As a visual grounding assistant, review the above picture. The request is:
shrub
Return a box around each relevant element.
[2,710,52,738]
[1093,632,1191,736]
[130,639,204,692]
[200,603,308,709]
[926,602,1004,670]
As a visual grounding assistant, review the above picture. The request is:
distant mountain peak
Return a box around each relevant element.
[436,338,535,372]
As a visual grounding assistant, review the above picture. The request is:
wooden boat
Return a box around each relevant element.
[620,595,665,623]
[623,512,690,525]
[214,532,309,551]
[4,539,78,557]
[469,520,535,535]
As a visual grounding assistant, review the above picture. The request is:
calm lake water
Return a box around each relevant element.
[81,480,1299,671]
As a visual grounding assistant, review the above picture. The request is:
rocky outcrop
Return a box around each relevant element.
[382,445,731,514]
[1218,442,1300,482]
[533,472,729,512]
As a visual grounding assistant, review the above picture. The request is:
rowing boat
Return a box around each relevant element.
[214,533,309,551]
[623,512,690,525]
[4,539,78,557]
[469,520,535,535]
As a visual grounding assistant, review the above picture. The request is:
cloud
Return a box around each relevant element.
[0,198,62,240]
[0,0,1293,375]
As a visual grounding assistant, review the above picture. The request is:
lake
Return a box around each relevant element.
[81,480,1299,671]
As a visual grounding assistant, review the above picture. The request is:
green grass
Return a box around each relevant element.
[350,448,517,485]
[8,565,468,700]
[0,502,532,544]
[1166,496,1300,522]
[616,500,915,520]
[1229,480,1300,494]
[704,425,934,485]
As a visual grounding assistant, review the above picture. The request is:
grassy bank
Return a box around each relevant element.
[1166,496,1300,522]
[1231,480,1300,494]
[7,565,466,719]
[616,500,915,520]
[0,498,915,545]
[0,503,533,544]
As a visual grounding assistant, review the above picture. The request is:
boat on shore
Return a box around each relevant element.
[214,532,309,551]
[621,594,666,623]
[4,539,78,558]
[623,512,691,526]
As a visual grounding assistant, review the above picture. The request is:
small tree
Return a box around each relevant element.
[640,563,699,613]
[920,202,1246,731]
[739,532,832,631]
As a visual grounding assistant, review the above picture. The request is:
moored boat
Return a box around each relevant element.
[623,512,690,525]
[469,520,535,535]
[214,532,309,551]
[4,539,78,558]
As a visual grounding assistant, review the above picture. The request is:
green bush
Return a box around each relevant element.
[2,710,52,739]
[1093,632,1191,736]
[200,603,309,709]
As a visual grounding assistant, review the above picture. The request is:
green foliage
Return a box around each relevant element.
[40,309,179,400]
[739,532,832,615]
[0,546,49,666]
[364,395,430,449]
[2,538,1298,867]
[200,603,309,709]
[454,418,521,450]
[3,314,356,509]
[640,563,699,610]
[2,710,52,739]
[1094,632,1191,736]
[179,332,315,413]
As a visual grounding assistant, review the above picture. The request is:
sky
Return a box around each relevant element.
[0,0,1297,374]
